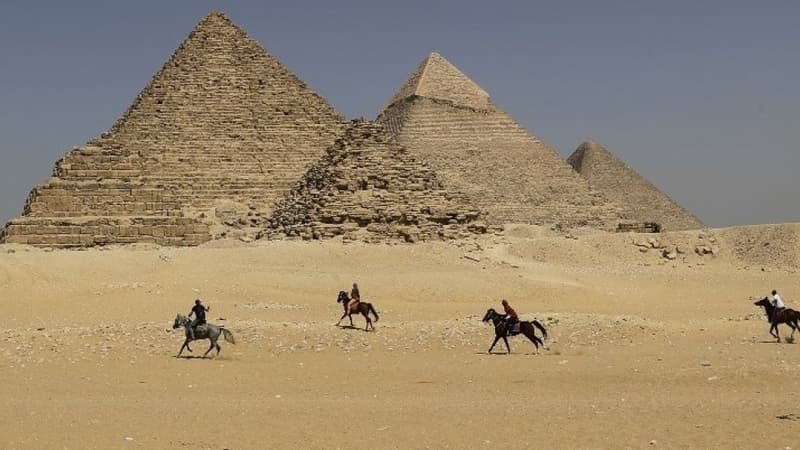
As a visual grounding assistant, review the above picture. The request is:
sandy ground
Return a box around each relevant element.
[1,224,799,449]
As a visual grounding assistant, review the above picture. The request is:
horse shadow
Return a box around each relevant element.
[337,324,373,332]
[478,351,543,356]
[754,339,794,344]
[175,354,233,360]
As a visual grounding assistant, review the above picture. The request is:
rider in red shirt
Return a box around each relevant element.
[347,283,361,313]
[502,299,518,334]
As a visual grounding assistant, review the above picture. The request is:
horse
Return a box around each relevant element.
[172,314,236,358]
[482,308,548,354]
[336,291,379,331]
[754,297,800,343]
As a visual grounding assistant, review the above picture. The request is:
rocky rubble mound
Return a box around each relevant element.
[263,120,487,243]
[717,223,800,269]
[632,231,721,261]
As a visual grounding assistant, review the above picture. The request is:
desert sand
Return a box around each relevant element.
[1,224,799,449]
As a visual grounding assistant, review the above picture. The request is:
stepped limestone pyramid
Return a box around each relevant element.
[377,52,621,227]
[2,12,345,247]
[266,119,486,242]
[568,141,703,231]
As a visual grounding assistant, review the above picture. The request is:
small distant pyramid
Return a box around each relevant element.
[266,120,486,242]
[568,141,703,231]
[3,12,345,247]
[378,52,620,227]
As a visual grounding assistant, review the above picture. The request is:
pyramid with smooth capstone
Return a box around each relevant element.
[377,52,622,228]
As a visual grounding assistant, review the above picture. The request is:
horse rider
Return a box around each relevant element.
[347,283,361,313]
[188,298,210,340]
[501,299,519,335]
[771,289,786,323]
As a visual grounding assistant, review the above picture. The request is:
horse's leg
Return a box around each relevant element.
[767,321,777,339]
[522,328,541,353]
[202,338,216,358]
[488,335,501,353]
[772,323,780,342]
[362,312,372,331]
[502,336,511,354]
[177,339,190,357]
[348,313,354,327]
[336,312,348,326]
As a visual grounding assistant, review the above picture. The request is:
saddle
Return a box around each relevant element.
[506,322,521,335]
[348,300,361,315]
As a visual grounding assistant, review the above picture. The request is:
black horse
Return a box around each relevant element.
[336,291,379,331]
[482,308,548,354]
[754,297,800,343]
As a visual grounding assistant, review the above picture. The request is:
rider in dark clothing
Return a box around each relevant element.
[188,299,210,340]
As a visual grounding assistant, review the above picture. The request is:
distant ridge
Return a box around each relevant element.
[378,52,621,227]
[568,140,703,231]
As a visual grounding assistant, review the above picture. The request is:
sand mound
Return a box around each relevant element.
[1,222,799,448]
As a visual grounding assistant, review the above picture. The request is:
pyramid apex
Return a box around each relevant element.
[196,11,231,26]
[569,140,612,173]
[579,140,607,151]
[203,11,230,21]
[383,52,492,110]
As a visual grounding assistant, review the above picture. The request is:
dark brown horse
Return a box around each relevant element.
[482,308,548,354]
[754,297,800,342]
[336,291,379,331]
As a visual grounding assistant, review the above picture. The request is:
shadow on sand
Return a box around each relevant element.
[336,324,372,332]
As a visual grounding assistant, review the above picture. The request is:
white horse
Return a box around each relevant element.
[172,314,236,358]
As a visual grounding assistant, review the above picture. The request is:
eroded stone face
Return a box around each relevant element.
[265,120,486,243]
[3,12,345,247]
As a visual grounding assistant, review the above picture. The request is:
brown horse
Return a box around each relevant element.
[482,308,548,354]
[754,297,800,342]
[336,291,379,331]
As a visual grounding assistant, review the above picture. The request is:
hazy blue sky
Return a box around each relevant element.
[1,0,797,227]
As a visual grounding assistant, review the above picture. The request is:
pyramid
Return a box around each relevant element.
[266,119,486,243]
[568,141,703,231]
[3,12,346,247]
[377,52,620,227]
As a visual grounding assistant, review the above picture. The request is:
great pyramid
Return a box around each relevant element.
[2,12,346,247]
[377,52,621,227]
[266,119,486,243]
[568,140,703,231]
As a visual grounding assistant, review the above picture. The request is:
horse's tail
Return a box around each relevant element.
[531,320,548,340]
[369,304,379,322]
[221,328,236,345]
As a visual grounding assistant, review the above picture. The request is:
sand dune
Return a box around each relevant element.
[1,224,799,449]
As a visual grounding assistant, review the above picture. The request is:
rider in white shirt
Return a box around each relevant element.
[772,290,786,309]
